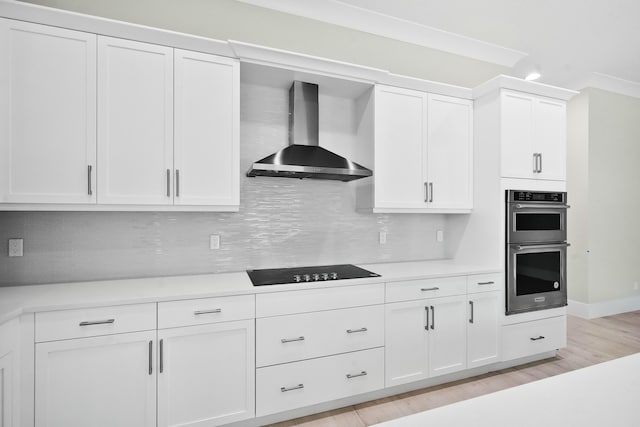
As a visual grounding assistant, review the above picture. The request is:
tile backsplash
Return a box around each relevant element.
[0,83,448,286]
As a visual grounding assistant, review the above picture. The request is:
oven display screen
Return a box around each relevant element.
[512,191,564,202]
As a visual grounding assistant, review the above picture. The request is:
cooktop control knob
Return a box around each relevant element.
[321,273,329,280]
[312,273,320,281]
[330,272,338,280]
[303,274,311,282]
[293,275,301,283]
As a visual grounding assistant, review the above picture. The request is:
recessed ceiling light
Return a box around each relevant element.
[525,71,541,81]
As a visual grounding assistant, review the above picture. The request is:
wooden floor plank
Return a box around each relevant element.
[266,311,640,427]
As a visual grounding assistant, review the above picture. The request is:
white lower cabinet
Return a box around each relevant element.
[35,331,157,427]
[467,291,501,368]
[385,294,467,387]
[502,315,567,361]
[0,318,19,427]
[157,320,255,427]
[256,347,384,417]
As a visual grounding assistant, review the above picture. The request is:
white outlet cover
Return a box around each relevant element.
[8,238,24,257]
[379,231,387,244]
[436,230,444,242]
[209,235,220,250]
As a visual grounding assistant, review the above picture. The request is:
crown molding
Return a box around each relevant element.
[235,0,527,68]
[576,72,640,99]
[473,75,579,101]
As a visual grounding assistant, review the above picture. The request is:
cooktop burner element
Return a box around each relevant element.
[247,264,380,286]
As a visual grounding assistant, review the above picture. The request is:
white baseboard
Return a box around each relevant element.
[568,296,640,319]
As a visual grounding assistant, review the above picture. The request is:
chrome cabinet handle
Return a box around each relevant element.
[469,301,474,324]
[530,335,545,341]
[478,281,495,286]
[79,319,115,326]
[281,336,305,343]
[175,169,180,197]
[430,305,435,330]
[159,338,164,373]
[166,169,171,197]
[281,384,304,392]
[87,165,93,196]
[148,340,153,375]
[424,306,429,330]
[514,204,570,209]
[421,287,440,292]
[533,153,540,173]
[424,182,428,202]
[538,153,543,173]
[429,182,433,203]
[194,309,222,315]
[346,371,367,379]
[346,328,368,334]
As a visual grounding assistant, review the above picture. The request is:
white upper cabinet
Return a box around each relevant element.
[373,85,473,213]
[174,49,239,208]
[97,36,174,205]
[501,90,566,181]
[0,19,97,204]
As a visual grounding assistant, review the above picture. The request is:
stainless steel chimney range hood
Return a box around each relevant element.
[246,81,372,182]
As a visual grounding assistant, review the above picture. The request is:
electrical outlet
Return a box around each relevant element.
[379,231,387,245]
[209,235,220,250]
[436,230,444,242]
[8,238,23,257]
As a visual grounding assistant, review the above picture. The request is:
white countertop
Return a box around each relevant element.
[374,352,640,427]
[0,260,498,324]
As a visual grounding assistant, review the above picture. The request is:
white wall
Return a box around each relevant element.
[568,88,640,308]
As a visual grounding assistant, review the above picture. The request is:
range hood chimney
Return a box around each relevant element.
[246,81,372,182]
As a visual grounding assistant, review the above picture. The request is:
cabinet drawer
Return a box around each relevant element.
[501,315,567,361]
[467,273,502,293]
[257,305,384,367]
[158,294,254,329]
[35,303,156,342]
[256,347,384,417]
[256,283,384,318]
[386,277,467,303]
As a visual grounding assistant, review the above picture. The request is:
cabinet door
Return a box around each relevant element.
[157,320,255,427]
[428,295,467,377]
[501,91,535,179]
[384,300,429,387]
[426,94,473,209]
[467,291,501,369]
[534,98,566,181]
[0,19,96,204]
[374,85,427,209]
[0,350,12,427]
[174,50,239,208]
[97,36,173,205]
[35,331,156,427]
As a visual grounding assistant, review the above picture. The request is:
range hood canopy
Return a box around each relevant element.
[246,81,372,182]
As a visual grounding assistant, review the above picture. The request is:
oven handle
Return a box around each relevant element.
[514,204,570,210]
[515,242,571,251]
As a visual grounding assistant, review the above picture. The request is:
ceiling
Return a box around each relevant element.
[237,0,640,97]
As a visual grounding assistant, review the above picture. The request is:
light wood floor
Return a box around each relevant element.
[267,311,640,426]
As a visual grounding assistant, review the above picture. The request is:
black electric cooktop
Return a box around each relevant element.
[247,264,380,286]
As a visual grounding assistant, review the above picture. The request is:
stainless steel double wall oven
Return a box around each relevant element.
[506,190,569,315]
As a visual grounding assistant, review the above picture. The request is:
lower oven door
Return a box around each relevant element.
[506,242,568,315]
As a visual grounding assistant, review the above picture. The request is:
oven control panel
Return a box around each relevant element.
[509,190,565,203]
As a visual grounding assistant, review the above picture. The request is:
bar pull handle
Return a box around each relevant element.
[346,328,368,334]
[346,371,367,379]
[429,182,434,203]
[166,169,171,197]
[421,287,440,292]
[538,153,543,173]
[530,335,545,341]
[194,309,222,315]
[281,384,304,392]
[87,165,93,196]
[477,281,495,286]
[430,305,435,330]
[424,306,429,330]
[175,169,180,197]
[148,340,153,375]
[159,338,164,373]
[281,336,305,344]
[424,182,428,202]
[533,153,539,173]
[469,300,474,324]
[79,319,115,326]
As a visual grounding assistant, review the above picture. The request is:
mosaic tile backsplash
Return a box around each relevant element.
[0,84,449,286]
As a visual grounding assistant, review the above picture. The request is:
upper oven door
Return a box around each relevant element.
[507,202,567,244]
